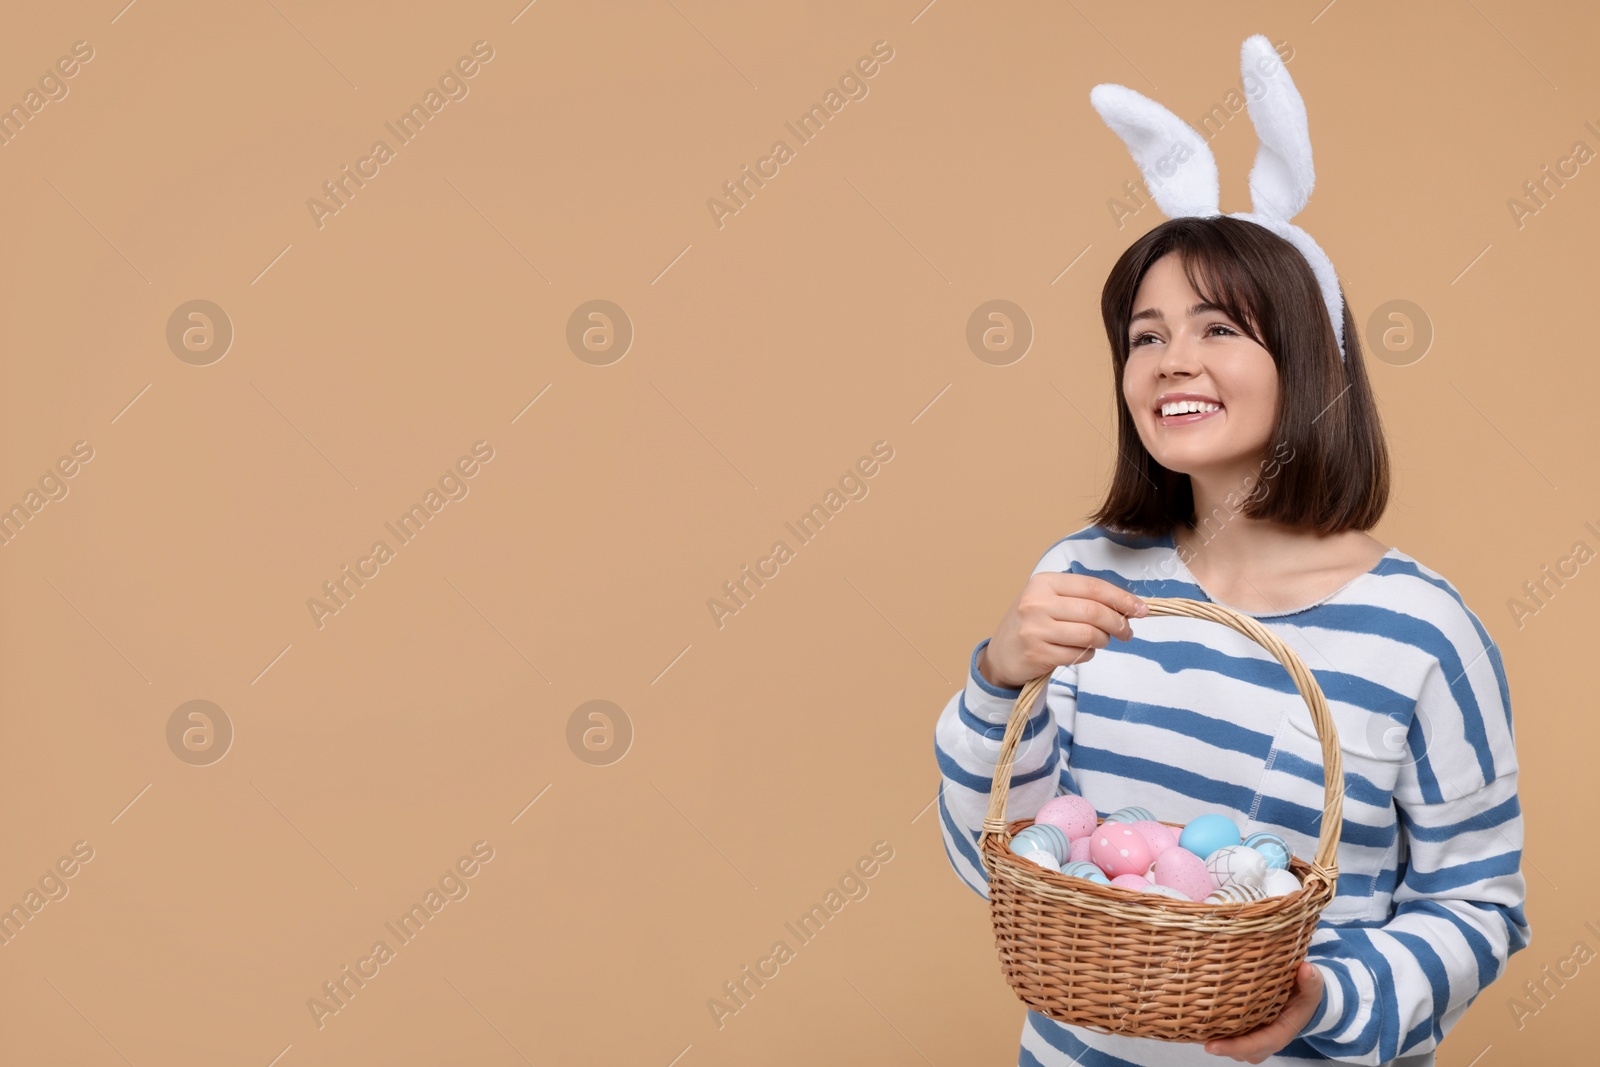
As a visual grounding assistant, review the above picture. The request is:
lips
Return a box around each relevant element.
[1157,405,1222,426]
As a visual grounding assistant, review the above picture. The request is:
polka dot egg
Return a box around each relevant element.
[1089,823,1153,879]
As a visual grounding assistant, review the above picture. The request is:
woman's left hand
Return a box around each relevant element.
[1203,961,1323,1063]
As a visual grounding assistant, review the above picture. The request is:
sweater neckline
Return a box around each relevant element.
[1162,527,1398,619]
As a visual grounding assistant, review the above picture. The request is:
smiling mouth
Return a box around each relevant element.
[1157,404,1223,426]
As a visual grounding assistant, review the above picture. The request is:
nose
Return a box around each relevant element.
[1156,329,1202,378]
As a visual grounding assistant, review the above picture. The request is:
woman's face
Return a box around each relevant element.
[1121,253,1279,482]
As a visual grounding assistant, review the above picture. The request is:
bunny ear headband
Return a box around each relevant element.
[1089,34,1346,362]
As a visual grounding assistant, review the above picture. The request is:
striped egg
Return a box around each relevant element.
[1061,861,1112,885]
[1243,831,1293,871]
[1009,836,1043,859]
[1104,806,1155,824]
[1012,823,1071,862]
[1204,883,1267,905]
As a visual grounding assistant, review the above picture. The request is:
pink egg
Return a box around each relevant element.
[1131,820,1180,859]
[1068,836,1092,864]
[1089,824,1153,879]
[1110,873,1150,890]
[1034,794,1098,841]
[1152,846,1213,902]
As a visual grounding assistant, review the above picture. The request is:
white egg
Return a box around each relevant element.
[1022,848,1062,873]
[1204,845,1268,890]
[1262,867,1303,897]
[1139,882,1191,901]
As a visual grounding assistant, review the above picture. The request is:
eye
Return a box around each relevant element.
[1128,322,1241,349]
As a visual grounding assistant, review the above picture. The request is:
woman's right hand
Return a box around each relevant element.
[978,573,1149,689]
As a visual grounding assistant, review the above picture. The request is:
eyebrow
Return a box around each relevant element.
[1129,301,1231,326]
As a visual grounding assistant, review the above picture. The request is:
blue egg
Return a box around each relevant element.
[1179,814,1242,860]
[1243,832,1293,870]
[1012,823,1069,862]
[1061,861,1111,884]
[1104,806,1155,824]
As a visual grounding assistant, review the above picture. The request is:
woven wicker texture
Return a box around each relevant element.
[977,596,1345,1042]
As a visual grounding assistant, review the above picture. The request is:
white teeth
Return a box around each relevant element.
[1160,400,1221,416]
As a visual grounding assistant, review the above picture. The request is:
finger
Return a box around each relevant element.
[1043,573,1148,621]
[1030,638,1098,669]
[1039,597,1136,643]
[1038,620,1116,653]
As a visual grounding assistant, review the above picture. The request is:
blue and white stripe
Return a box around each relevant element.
[934,524,1529,1066]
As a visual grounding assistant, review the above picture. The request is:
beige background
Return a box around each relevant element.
[0,1,1592,1064]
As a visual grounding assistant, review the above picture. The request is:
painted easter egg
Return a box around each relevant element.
[1008,832,1056,864]
[1243,831,1293,871]
[1061,861,1111,885]
[1262,867,1303,897]
[1089,823,1154,879]
[1151,846,1212,901]
[1104,805,1155,825]
[1205,845,1268,891]
[1139,882,1191,901]
[1204,883,1267,905]
[1034,794,1098,841]
[1021,849,1062,873]
[1012,823,1070,863]
[1130,820,1180,860]
[1179,814,1242,860]
[1110,873,1150,890]
[1068,835,1092,864]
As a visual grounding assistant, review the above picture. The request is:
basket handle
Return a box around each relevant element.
[977,596,1344,884]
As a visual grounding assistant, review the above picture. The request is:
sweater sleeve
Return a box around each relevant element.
[1294,618,1531,1063]
[933,635,1080,900]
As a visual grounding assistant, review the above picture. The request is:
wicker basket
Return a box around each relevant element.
[978,596,1345,1042]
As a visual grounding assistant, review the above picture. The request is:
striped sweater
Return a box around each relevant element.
[934,524,1529,1066]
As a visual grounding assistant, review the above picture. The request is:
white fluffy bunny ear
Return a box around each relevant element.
[1240,35,1314,222]
[1089,83,1220,219]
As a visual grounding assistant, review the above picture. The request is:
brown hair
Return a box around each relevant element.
[1087,215,1389,538]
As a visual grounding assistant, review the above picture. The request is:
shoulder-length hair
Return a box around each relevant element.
[1087,215,1389,538]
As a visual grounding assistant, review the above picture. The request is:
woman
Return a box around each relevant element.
[933,215,1529,1065]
